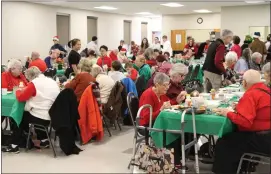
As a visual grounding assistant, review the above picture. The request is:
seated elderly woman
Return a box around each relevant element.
[213,69,271,174]
[65,58,95,102]
[2,59,28,91]
[108,61,126,82]
[144,48,156,67]
[222,51,238,86]
[2,67,60,153]
[44,49,60,69]
[234,48,251,74]
[262,62,270,87]
[92,65,115,104]
[139,73,186,127]
[249,52,262,71]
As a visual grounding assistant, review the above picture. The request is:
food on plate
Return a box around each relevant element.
[171,104,185,110]
[198,105,206,111]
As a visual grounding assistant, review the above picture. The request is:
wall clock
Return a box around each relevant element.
[197,17,203,24]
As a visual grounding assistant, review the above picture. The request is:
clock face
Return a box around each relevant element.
[197,17,203,24]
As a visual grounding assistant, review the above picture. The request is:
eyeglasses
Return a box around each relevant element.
[159,83,171,88]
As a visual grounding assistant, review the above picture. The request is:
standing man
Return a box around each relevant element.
[87,36,100,56]
[161,35,173,57]
[249,32,267,56]
[50,36,67,59]
[151,37,161,51]
[202,29,233,92]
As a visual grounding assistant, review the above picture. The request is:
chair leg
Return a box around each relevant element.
[237,156,245,174]
[75,126,82,145]
[103,118,112,137]
[25,124,32,152]
[45,129,57,158]
[116,119,122,131]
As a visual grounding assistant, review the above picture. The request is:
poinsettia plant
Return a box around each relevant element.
[55,58,64,70]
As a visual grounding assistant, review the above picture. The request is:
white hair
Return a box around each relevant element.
[243,69,261,85]
[169,63,188,76]
[25,66,41,81]
[153,72,170,84]
[7,59,22,70]
[221,29,233,39]
[251,52,262,61]
[262,62,270,75]
[91,65,104,78]
[225,51,238,62]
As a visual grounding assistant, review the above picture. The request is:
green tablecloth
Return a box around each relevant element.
[56,69,65,75]
[151,110,234,148]
[1,93,25,126]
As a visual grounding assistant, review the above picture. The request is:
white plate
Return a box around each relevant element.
[7,91,12,94]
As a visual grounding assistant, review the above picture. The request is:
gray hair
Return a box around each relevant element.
[243,69,261,85]
[251,52,262,61]
[225,51,238,62]
[153,72,170,84]
[91,65,104,78]
[144,48,154,60]
[221,29,233,39]
[262,62,270,75]
[242,48,252,62]
[78,58,93,73]
[169,63,188,76]
[7,59,22,70]
[25,66,41,81]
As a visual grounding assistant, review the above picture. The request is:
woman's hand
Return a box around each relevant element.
[176,91,187,103]
[216,108,231,117]
[160,101,171,111]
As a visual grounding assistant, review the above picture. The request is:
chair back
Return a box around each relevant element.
[127,92,139,127]
[69,72,76,79]
[53,74,67,84]
[182,65,193,84]
[135,75,146,98]
[190,64,201,80]
[44,68,57,78]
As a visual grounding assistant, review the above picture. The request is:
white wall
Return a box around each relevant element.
[162,13,221,39]
[221,5,270,42]
[2,2,153,64]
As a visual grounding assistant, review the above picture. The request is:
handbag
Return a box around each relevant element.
[133,129,175,173]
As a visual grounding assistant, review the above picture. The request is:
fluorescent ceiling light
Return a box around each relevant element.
[193,9,212,13]
[160,3,184,7]
[94,6,117,10]
[245,1,265,3]
[135,12,153,15]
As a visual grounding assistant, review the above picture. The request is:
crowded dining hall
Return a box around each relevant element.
[1,1,270,173]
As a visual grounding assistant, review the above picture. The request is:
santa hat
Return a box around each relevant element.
[52,36,59,41]
[120,48,127,52]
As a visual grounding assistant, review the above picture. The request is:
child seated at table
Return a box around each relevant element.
[124,62,138,81]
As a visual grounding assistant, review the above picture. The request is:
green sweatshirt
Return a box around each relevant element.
[139,64,151,85]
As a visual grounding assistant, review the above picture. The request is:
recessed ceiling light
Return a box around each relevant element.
[193,9,212,13]
[245,1,265,3]
[94,6,117,10]
[135,12,153,15]
[160,3,184,7]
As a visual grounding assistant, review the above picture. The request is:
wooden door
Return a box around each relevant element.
[171,30,186,51]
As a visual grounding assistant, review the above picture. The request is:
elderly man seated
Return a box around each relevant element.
[2,67,60,153]
[92,65,115,104]
[108,60,126,82]
[262,62,270,87]
[249,52,262,71]
[212,69,271,174]
[29,52,47,73]
[135,55,151,86]
[44,49,61,69]
[2,59,28,91]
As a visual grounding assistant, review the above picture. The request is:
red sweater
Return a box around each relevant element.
[97,56,112,68]
[109,52,118,61]
[16,82,36,102]
[139,87,176,126]
[1,72,28,91]
[146,59,157,67]
[227,83,270,132]
[29,58,47,72]
[230,44,242,58]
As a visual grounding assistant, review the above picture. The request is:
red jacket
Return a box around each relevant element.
[185,44,198,55]
[227,83,270,132]
[139,87,177,126]
[29,58,47,72]
[1,72,28,91]
[78,85,104,144]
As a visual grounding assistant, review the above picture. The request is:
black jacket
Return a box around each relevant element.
[203,38,225,75]
[49,89,82,155]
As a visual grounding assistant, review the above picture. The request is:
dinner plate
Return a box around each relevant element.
[7,91,12,94]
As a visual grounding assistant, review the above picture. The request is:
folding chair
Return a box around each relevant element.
[44,68,57,78]
[237,153,270,174]
[26,123,56,158]
[53,74,67,84]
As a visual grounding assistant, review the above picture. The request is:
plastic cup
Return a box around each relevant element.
[2,88,7,95]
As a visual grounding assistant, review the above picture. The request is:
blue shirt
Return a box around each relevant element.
[234,58,248,73]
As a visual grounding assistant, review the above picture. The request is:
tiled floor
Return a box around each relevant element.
[2,126,269,173]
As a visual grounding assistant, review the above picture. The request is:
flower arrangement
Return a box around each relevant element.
[55,58,64,70]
